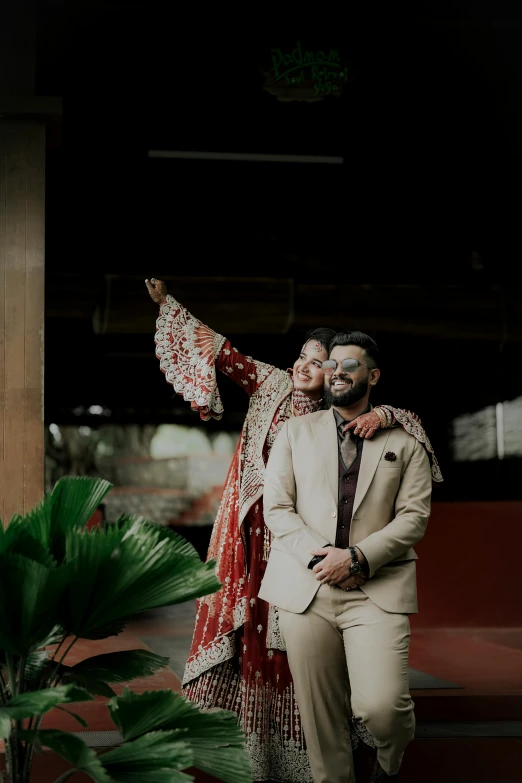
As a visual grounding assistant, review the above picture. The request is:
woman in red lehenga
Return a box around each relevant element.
[145,278,442,783]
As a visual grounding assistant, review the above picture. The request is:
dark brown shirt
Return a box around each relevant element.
[333,408,368,549]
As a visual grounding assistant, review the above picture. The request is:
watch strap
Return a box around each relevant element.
[348,546,362,576]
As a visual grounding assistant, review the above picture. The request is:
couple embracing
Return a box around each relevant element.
[146,278,441,783]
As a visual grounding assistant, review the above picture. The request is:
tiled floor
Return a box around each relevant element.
[11,601,522,782]
[137,600,465,690]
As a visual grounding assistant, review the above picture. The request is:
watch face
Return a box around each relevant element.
[349,562,362,576]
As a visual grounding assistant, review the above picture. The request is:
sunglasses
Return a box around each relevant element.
[322,359,371,375]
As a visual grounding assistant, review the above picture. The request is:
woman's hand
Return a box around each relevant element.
[145,278,168,304]
[343,410,381,439]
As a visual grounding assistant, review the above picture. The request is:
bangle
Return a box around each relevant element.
[378,406,393,428]
[374,407,388,428]
[382,406,394,427]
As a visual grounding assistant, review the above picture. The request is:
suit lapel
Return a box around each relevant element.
[310,409,338,507]
[352,429,393,515]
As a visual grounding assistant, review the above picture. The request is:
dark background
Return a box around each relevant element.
[37,1,522,499]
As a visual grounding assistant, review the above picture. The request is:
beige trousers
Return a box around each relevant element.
[278,584,414,783]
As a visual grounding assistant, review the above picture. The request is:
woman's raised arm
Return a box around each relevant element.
[146,278,276,421]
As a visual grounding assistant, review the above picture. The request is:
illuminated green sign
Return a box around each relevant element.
[262,41,353,101]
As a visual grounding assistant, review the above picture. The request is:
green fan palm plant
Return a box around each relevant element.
[0,477,252,783]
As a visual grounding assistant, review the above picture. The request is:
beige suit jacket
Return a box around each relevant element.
[258,408,432,615]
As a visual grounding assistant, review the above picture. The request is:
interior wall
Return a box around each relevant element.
[412,501,522,628]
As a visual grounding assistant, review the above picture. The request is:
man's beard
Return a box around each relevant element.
[323,376,369,408]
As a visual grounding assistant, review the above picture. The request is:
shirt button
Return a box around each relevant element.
[340,524,346,529]
[332,512,337,518]
[342,499,349,504]
[344,476,350,482]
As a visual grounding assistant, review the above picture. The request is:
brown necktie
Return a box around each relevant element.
[341,429,358,470]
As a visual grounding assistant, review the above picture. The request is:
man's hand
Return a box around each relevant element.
[337,574,366,591]
[309,546,366,586]
[145,278,168,305]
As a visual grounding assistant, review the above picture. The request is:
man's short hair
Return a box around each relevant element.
[329,331,381,369]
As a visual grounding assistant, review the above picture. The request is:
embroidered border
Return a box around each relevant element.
[381,405,443,482]
[186,375,324,682]
[184,663,375,782]
[213,332,227,360]
[182,632,235,685]
[237,367,294,523]
[266,603,286,651]
[155,294,225,421]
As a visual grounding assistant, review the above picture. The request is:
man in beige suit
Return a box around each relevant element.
[259,330,433,783]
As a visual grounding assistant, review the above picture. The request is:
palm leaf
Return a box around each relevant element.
[0,526,55,567]
[19,729,113,782]
[51,476,113,535]
[3,495,53,549]
[23,626,68,690]
[58,523,126,634]
[107,772,193,783]
[109,515,205,563]
[30,624,66,651]
[55,705,89,728]
[100,730,193,782]
[79,619,128,641]
[107,689,184,741]
[107,689,252,783]
[0,554,67,654]
[0,650,52,698]
[63,650,169,684]
[0,497,55,571]
[106,772,193,783]
[61,672,116,698]
[131,519,200,559]
[159,703,253,783]
[23,649,52,690]
[60,518,220,639]
[0,685,93,740]
[25,495,53,546]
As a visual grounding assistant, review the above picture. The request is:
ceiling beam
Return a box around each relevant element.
[45,276,522,341]
[148,150,344,164]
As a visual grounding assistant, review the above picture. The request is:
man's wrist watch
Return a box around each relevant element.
[348,546,362,576]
